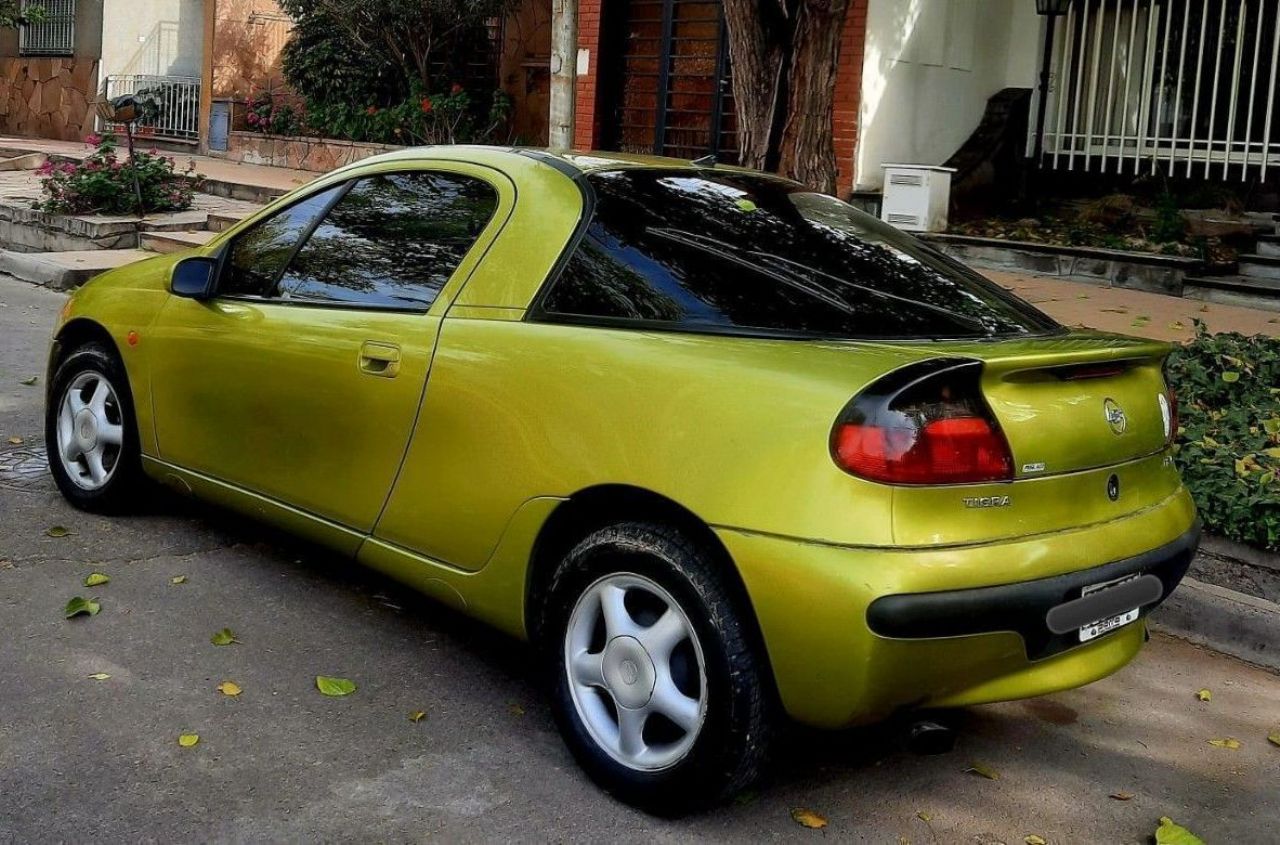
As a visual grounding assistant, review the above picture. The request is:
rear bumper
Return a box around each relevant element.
[717,486,1199,728]
[866,520,1200,660]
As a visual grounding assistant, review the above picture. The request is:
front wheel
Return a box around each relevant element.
[45,342,144,512]
[539,522,774,812]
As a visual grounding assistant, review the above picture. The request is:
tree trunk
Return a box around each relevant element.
[721,0,788,171]
[778,0,848,193]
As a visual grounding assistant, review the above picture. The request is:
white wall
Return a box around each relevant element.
[101,0,204,79]
[855,0,1043,190]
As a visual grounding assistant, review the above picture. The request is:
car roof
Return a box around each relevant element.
[347,144,752,177]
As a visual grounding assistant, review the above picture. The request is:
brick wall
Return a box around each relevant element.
[572,0,869,194]
[573,0,603,151]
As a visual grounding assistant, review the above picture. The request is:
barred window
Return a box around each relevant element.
[19,0,76,57]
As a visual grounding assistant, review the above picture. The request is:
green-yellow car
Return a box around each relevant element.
[45,147,1199,809]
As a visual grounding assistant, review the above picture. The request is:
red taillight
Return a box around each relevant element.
[835,416,1012,485]
[831,359,1014,486]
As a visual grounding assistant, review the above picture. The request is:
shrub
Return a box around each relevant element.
[37,134,200,215]
[1166,323,1280,552]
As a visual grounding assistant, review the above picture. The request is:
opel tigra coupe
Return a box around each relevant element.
[46,147,1199,809]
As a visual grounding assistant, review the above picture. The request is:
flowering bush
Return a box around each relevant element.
[244,88,302,137]
[37,134,200,215]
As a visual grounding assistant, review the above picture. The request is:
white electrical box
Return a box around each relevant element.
[879,164,956,233]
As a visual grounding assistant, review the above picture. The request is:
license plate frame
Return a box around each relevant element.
[1078,574,1141,642]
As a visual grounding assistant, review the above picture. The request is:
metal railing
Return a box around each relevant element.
[100,74,201,142]
[1042,0,1280,180]
[19,0,75,56]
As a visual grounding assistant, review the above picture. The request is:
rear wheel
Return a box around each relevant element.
[539,522,773,811]
[45,342,144,512]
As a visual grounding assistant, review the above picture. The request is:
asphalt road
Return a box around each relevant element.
[2,277,1279,844]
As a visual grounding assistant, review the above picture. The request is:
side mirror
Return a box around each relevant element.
[171,255,219,300]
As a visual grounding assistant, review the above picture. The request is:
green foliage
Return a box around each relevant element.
[36,135,200,215]
[0,1,43,27]
[1166,323,1280,552]
[1152,190,1189,243]
[279,1,402,108]
[302,87,513,146]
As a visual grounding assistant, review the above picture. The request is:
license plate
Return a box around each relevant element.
[1078,575,1140,642]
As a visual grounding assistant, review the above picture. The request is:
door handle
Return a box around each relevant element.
[359,341,401,378]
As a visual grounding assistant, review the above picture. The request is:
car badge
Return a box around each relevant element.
[1103,398,1127,435]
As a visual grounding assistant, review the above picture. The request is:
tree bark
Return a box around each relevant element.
[778,0,849,194]
[721,0,789,171]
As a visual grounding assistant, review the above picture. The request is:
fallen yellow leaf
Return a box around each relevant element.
[1026,836,1047,845]
[178,734,199,748]
[1110,791,1135,801]
[83,572,110,587]
[790,808,828,829]
[1269,731,1280,747]
[916,811,932,822]
[508,703,525,717]
[1208,737,1241,749]
[87,672,110,680]
[1196,688,1211,702]
[46,526,71,538]
[217,681,242,697]
[6,436,22,445]
[170,575,187,585]
[963,762,1000,780]
[409,710,426,723]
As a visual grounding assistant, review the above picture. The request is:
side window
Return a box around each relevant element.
[276,171,499,310]
[223,184,346,298]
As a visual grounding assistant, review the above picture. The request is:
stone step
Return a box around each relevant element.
[139,211,210,233]
[0,248,152,291]
[1237,253,1280,280]
[139,230,218,254]
[200,176,283,206]
[1256,234,1280,258]
[1183,274,1280,313]
[206,211,245,232]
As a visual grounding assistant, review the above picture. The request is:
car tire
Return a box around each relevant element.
[538,521,774,812]
[45,341,144,513]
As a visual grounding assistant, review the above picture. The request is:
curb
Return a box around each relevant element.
[1151,576,1280,671]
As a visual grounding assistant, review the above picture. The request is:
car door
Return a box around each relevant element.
[147,165,507,532]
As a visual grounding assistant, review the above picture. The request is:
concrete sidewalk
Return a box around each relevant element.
[987,270,1280,341]
[0,134,314,195]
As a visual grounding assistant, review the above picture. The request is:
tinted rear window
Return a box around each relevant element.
[538,170,1060,339]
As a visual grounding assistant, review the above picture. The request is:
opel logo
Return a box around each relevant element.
[620,659,639,685]
[1103,398,1127,435]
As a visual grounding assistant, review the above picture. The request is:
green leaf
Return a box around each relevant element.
[734,199,758,213]
[1155,817,1205,845]
[177,733,199,748]
[83,572,110,587]
[1207,737,1241,749]
[19,376,37,386]
[1222,371,1241,383]
[1196,688,1211,701]
[64,596,100,618]
[210,628,238,646]
[409,710,426,723]
[45,526,71,538]
[315,675,356,697]
[170,575,187,585]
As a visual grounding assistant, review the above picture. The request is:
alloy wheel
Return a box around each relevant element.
[563,572,708,772]
[55,370,124,491]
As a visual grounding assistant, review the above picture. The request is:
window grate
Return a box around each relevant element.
[20,0,75,57]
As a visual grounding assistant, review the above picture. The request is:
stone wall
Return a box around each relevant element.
[0,58,100,142]
[224,131,402,172]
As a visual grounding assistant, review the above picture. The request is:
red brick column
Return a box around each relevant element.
[833,0,868,197]
[574,0,604,150]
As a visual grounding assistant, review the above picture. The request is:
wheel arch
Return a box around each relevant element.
[524,485,775,689]
[48,318,124,397]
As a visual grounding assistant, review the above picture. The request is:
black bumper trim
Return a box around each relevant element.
[866,520,1202,660]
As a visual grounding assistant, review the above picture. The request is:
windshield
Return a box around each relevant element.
[538,169,1061,340]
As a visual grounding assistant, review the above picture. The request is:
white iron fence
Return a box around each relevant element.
[99,75,201,142]
[1043,0,1280,180]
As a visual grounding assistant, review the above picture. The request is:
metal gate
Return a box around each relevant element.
[599,0,739,162]
[1043,0,1280,180]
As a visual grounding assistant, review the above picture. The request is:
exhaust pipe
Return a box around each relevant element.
[907,719,956,755]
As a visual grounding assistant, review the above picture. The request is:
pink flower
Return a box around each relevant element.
[247,112,259,125]
[84,133,103,147]
[420,98,433,114]
[450,83,463,95]
[366,105,379,116]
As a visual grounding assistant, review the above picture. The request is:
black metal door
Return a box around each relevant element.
[599,0,738,163]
